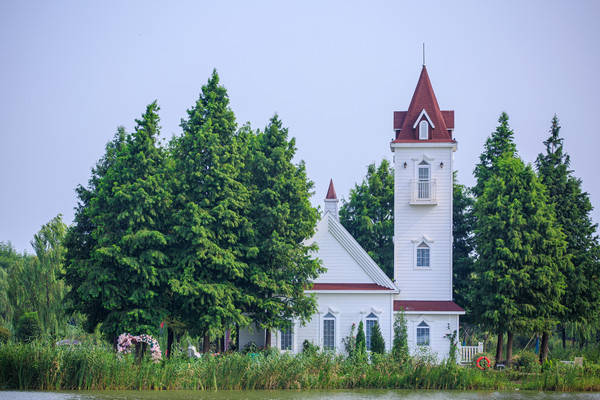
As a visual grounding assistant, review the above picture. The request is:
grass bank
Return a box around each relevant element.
[1,342,599,391]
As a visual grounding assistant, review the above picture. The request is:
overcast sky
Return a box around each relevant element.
[1,1,599,253]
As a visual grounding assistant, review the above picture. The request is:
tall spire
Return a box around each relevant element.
[392,65,454,143]
[324,179,339,220]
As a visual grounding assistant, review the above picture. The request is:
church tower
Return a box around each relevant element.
[391,65,456,301]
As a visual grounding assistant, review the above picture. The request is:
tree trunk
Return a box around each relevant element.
[235,324,240,352]
[540,331,549,363]
[203,333,210,353]
[505,331,513,366]
[167,327,174,359]
[561,325,566,349]
[495,332,504,366]
[265,329,271,348]
[219,336,224,353]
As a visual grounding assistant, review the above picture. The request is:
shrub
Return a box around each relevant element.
[392,309,409,362]
[370,322,385,354]
[514,350,540,372]
[342,323,357,358]
[355,321,367,362]
[302,339,318,356]
[15,312,41,343]
[0,327,9,343]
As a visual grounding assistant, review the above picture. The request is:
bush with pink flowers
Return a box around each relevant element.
[117,333,161,362]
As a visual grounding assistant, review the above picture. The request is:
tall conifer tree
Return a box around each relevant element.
[170,71,251,347]
[240,115,322,347]
[535,115,600,355]
[473,154,567,365]
[65,103,170,339]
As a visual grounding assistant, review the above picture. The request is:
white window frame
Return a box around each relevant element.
[416,321,430,346]
[412,235,434,270]
[323,312,336,351]
[280,323,293,351]
[365,312,378,351]
[416,242,431,268]
[419,120,429,140]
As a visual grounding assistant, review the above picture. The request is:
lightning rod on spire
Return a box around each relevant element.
[422,43,425,66]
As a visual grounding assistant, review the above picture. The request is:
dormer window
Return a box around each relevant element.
[419,120,429,140]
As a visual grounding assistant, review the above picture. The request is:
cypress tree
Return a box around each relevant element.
[392,309,409,362]
[535,115,600,356]
[170,70,251,346]
[355,320,367,361]
[473,154,567,366]
[370,321,385,354]
[339,160,394,278]
[65,102,171,339]
[240,115,322,347]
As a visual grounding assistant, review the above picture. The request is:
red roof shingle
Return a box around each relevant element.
[394,300,464,312]
[325,179,337,200]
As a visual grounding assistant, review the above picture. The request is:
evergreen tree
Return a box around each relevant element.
[535,115,600,357]
[452,173,475,320]
[370,321,385,354]
[339,159,394,278]
[472,112,517,197]
[169,70,251,347]
[240,115,322,347]
[392,308,409,362]
[473,154,568,365]
[355,320,367,361]
[65,103,171,340]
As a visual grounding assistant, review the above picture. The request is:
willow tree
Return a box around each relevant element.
[473,154,567,365]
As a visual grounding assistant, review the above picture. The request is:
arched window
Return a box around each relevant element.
[416,242,430,268]
[323,312,336,350]
[365,312,378,351]
[417,161,430,199]
[419,120,429,140]
[280,322,293,351]
[417,321,430,346]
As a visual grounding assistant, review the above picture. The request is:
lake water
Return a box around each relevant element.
[1,391,599,400]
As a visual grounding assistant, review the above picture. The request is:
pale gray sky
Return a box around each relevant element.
[1,0,599,252]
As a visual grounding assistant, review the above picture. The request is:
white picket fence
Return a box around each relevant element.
[459,342,484,364]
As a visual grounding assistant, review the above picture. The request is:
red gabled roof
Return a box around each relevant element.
[309,283,393,291]
[325,179,337,200]
[394,300,464,312]
[393,66,454,143]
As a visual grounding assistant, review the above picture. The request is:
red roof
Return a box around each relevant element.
[325,179,337,200]
[309,283,393,291]
[393,66,454,143]
[394,300,465,312]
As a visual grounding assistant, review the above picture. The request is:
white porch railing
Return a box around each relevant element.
[409,179,437,204]
[459,342,484,364]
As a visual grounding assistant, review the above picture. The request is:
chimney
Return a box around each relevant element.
[324,179,339,221]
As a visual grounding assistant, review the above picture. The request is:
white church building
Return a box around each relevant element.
[239,65,465,360]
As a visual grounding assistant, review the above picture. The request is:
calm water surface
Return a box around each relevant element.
[1,391,599,400]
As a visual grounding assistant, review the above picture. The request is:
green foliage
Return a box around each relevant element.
[302,339,319,356]
[535,115,600,336]
[0,326,10,343]
[514,350,541,373]
[355,321,367,362]
[342,323,357,358]
[169,70,251,338]
[452,173,475,320]
[240,115,322,335]
[370,322,385,354]
[445,330,458,365]
[16,312,41,343]
[473,146,568,336]
[65,102,171,339]
[339,159,394,278]
[392,309,409,362]
[472,112,517,197]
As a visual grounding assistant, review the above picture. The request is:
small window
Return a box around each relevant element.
[419,120,429,140]
[417,321,430,346]
[281,324,293,351]
[365,313,378,351]
[417,242,430,268]
[323,312,335,350]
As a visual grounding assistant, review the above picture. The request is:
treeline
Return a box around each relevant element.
[340,113,600,365]
[0,70,322,349]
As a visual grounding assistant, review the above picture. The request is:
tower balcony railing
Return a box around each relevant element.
[409,179,437,205]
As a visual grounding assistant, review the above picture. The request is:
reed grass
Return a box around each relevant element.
[1,342,599,392]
